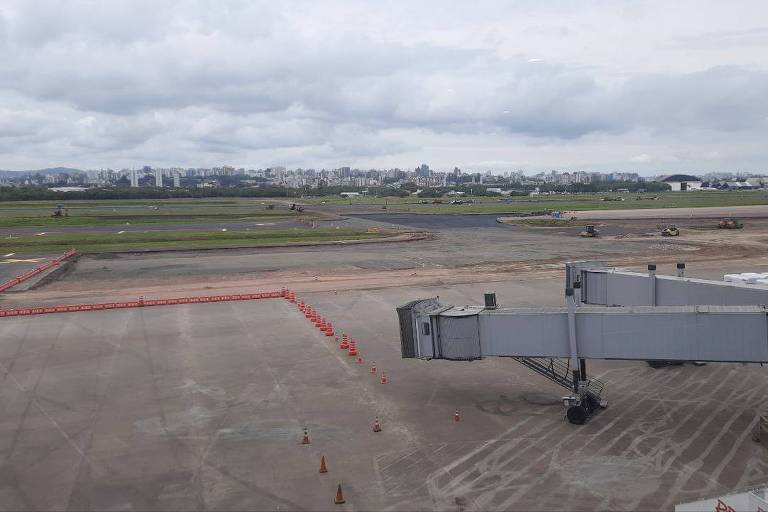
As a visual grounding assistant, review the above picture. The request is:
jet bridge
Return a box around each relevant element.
[397,262,768,424]
[567,261,768,307]
[399,300,768,363]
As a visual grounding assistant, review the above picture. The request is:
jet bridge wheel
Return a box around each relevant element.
[583,395,599,413]
[566,405,588,425]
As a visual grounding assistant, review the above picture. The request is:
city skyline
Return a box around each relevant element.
[1,1,767,172]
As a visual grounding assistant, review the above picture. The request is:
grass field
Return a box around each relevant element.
[0,228,388,254]
[312,190,768,214]
[0,199,299,228]
[1,192,767,230]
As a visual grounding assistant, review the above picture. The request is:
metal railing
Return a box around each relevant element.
[512,357,605,401]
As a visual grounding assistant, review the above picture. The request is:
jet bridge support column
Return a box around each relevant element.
[566,288,579,389]
[565,286,599,424]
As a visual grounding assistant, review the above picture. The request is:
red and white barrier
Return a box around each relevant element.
[0,250,77,293]
[0,289,286,318]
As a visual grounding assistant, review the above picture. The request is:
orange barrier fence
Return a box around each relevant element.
[0,290,285,318]
[0,250,77,293]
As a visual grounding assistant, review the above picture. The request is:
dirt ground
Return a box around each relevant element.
[6,213,768,307]
[1,211,767,510]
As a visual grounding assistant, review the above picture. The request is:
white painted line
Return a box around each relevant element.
[3,253,14,257]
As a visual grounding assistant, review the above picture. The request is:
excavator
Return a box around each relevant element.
[579,225,599,238]
[718,218,743,229]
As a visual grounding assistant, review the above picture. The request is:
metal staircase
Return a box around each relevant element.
[512,357,605,402]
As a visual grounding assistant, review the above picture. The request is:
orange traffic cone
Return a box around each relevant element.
[340,338,349,350]
[319,455,328,473]
[454,409,461,423]
[380,372,388,384]
[370,361,377,374]
[301,428,311,445]
[334,483,345,504]
[348,343,357,357]
[373,416,382,432]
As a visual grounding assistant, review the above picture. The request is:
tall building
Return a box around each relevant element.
[130,169,139,188]
[416,164,431,177]
[154,168,162,187]
[173,173,181,188]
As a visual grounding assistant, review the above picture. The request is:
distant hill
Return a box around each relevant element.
[28,167,84,175]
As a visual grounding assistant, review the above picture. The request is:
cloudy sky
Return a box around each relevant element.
[1,1,767,174]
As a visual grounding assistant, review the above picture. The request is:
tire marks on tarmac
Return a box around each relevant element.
[423,363,768,511]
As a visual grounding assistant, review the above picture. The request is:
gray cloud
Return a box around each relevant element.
[0,0,767,172]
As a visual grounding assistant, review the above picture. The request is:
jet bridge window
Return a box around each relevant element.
[421,322,431,335]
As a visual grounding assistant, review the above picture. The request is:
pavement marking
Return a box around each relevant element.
[35,232,47,236]
[0,258,45,264]
[0,360,88,460]
[3,252,15,257]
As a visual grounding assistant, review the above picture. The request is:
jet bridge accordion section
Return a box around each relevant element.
[399,299,768,363]
[568,262,768,307]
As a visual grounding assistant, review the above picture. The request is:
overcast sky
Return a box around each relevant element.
[1,1,767,174]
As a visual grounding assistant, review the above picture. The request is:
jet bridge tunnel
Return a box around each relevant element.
[567,260,768,307]
[398,300,768,364]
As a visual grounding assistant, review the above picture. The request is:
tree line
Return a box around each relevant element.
[0,186,289,201]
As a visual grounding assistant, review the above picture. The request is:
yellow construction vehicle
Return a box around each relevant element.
[661,226,679,237]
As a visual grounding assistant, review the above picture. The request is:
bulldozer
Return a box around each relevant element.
[579,225,599,238]
[661,225,679,237]
[718,218,743,229]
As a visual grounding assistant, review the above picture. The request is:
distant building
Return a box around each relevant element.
[747,177,768,188]
[49,187,88,193]
[658,174,702,191]
[173,173,181,188]
[416,164,431,177]
[130,169,139,188]
[154,169,162,187]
